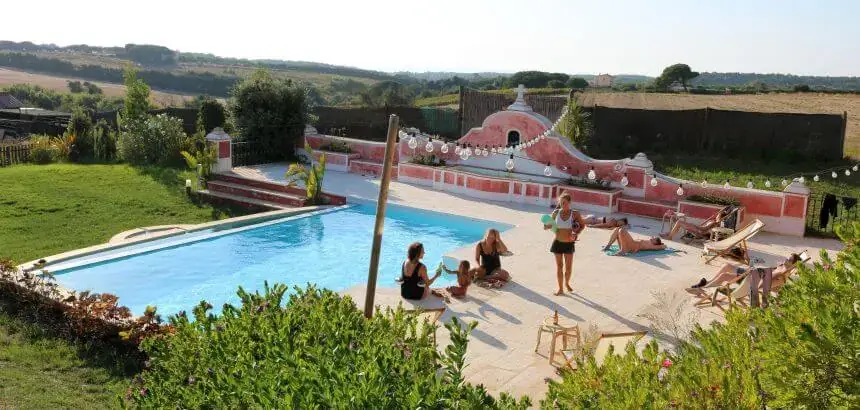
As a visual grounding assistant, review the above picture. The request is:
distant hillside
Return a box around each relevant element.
[693,72,860,90]
[394,71,509,81]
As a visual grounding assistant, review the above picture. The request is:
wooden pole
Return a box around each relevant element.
[364,114,400,318]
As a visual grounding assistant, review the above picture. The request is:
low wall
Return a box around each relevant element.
[305,134,398,163]
[312,151,360,172]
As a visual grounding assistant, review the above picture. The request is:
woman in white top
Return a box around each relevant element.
[543,192,585,295]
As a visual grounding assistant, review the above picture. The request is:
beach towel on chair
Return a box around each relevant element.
[603,245,681,257]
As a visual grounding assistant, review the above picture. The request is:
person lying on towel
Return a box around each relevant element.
[602,225,666,256]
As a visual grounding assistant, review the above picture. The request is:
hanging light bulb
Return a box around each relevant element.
[650,176,658,187]
[832,171,838,178]
[440,143,449,154]
[746,181,754,189]
[505,155,515,171]
[854,165,859,172]
[813,174,820,182]
[540,134,546,140]
[701,180,708,188]
[620,173,629,187]
[587,167,597,181]
[676,184,685,196]
[723,180,731,190]
[781,179,788,186]
[482,148,489,156]
[543,163,552,177]
[798,176,805,184]
[490,147,497,154]
[408,136,418,150]
[465,145,472,157]
[454,144,461,155]
[765,180,772,188]
[846,169,852,176]
[459,149,469,160]
[425,141,434,153]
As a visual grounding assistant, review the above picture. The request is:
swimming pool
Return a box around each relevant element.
[52,203,509,316]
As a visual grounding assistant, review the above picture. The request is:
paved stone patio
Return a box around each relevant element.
[234,164,843,401]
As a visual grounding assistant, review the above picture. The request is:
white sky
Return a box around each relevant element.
[3,0,858,76]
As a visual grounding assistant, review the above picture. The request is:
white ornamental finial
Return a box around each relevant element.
[507,84,533,112]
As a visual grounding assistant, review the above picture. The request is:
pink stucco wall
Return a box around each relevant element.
[306,134,397,163]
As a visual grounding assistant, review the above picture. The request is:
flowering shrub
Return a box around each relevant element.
[28,135,58,164]
[127,284,530,408]
[0,258,168,345]
[543,223,860,409]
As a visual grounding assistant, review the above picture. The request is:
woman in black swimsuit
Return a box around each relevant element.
[401,242,441,300]
[475,228,511,282]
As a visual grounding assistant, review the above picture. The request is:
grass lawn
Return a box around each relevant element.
[653,155,860,197]
[0,163,243,263]
[0,310,138,409]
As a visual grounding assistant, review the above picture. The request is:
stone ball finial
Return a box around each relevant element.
[626,152,653,168]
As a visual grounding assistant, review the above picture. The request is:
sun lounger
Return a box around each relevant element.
[696,251,810,309]
[557,331,647,370]
[703,219,765,265]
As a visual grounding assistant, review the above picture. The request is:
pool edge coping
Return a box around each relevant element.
[17,206,331,272]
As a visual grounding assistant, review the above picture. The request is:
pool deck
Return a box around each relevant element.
[245,164,843,401]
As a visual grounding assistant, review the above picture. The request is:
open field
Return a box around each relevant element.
[27,51,379,90]
[0,68,193,107]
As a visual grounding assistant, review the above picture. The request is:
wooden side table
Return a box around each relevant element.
[535,317,581,365]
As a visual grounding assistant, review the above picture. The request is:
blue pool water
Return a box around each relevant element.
[53,203,508,316]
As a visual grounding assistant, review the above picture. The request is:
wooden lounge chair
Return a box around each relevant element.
[404,307,445,344]
[556,331,647,370]
[702,219,765,265]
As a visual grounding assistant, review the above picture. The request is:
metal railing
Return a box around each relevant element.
[805,192,859,238]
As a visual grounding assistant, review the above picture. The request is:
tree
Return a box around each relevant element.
[793,84,811,92]
[654,63,699,91]
[83,81,102,95]
[558,96,593,149]
[505,71,569,88]
[566,77,589,89]
[359,81,414,107]
[547,79,565,88]
[120,66,151,128]
[230,69,309,161]
[196,98,226,134]
[67,80,84,93]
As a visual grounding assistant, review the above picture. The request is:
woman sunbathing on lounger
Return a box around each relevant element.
[584,215,628,229]
[662,206,732,240]
[686,253,802,292]
[602,225,666,256]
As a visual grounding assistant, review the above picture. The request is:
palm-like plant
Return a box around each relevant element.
[285,142,326,205]
[557,96,593,149]
[180,145,217,187]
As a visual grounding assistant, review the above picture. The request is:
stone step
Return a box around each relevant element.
[212,173,307,196]
[198,190,290,211]
[207,180,307,207]
[211,173,347,205]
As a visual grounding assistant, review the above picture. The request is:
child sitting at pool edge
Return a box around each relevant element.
[439,260,476,298]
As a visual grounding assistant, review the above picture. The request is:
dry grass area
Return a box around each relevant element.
[577,92,859,157]
[0,68,193,107]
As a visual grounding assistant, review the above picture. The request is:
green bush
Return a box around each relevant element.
[543,223,860,409]
[119,114,188,166]
[128,284,529,408]
[92,120,117,162]
[28,135,58,164]
[685,194,741,206]
[196,98,227,134]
